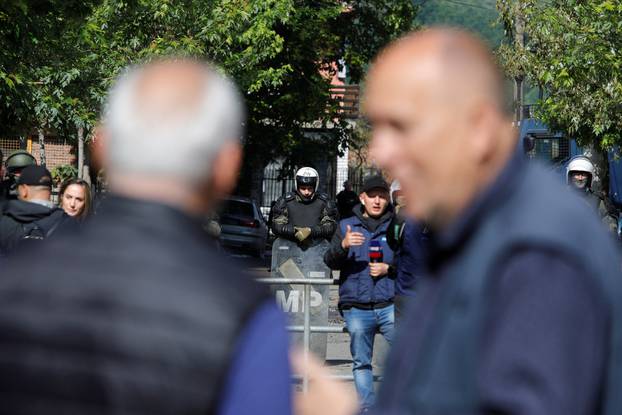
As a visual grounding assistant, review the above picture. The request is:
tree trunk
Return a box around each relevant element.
[38,129,46,167]
[584,145,608,195]
[77,125,84,179]
[514,10,525,123]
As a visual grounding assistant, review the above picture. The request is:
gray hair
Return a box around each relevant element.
[103,60,245,184]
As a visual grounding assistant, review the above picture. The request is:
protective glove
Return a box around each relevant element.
[294,227,312,242]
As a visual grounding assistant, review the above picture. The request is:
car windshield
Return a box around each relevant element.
[222,200,254,218]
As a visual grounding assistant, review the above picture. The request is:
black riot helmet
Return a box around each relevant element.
[3,150,37,199]
[5,150,36,175]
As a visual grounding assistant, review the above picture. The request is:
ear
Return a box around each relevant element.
[468,102,498,163]
[17,184,28,200]
[359,193,365,206]
[209,141,242,199]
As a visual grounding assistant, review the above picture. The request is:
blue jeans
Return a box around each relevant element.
[343,304,395,409]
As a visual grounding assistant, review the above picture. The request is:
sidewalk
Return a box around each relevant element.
[242,250,389,393]
[326,285,389,380]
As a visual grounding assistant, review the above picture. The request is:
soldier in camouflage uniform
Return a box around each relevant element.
[1,150,37,205]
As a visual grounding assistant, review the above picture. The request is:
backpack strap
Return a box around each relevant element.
[21,210,64,240]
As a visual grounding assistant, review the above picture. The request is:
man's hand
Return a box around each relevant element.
[341,225,365,250]
[295,227,312,242]
[291,349,358,415]
[369,262,389,278]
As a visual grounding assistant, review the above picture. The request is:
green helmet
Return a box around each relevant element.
[5,150,36,173]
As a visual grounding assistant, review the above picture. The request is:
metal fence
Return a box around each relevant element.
[348,166,383,195]
[0,137,24,160]
[262,163,295,211]
[257,277,382,393]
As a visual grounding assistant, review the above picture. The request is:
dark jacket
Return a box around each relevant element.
[336,189,359,219]
[0,199,70,256]
[376,156,622,415]
[270,191,338,242]
[388,219,428,296]
[324,204,396,308]
[0,196,270,414]
[579,187,619,235]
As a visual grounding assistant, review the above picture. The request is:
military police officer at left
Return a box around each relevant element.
[270,167,338,245]
[0,149,37,203]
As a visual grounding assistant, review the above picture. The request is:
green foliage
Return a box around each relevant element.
[51,164,78,185]
[497,0,622,149]
[1,0,416,186]
[416,0,504,48]
[339,1,418,82]
[0,1,98,135]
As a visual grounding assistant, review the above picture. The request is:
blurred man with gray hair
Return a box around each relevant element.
[0,59,291,414]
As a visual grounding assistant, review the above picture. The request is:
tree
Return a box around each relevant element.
[416,0,504,48]
[0,0,99,173]
[497,1,622,152]
[0,1,98,130]
[2,1,417,194]
[0,1,416,190]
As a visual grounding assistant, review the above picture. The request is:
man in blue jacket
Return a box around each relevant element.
[324,175,396,412]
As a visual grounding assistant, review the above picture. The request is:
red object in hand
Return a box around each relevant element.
[369,240,383,263]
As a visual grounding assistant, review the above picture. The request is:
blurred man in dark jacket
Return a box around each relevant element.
[0,60,291,415]
[364,28,622,415]
[336,180,359,219]
[295,28,622,415]
[0,165,70,256]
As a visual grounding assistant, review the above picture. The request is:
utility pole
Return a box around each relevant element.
[514,5,525,123]
[38,129,46,167]
[77,125,84,179]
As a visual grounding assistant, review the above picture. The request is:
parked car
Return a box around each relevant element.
[218,196,269,258]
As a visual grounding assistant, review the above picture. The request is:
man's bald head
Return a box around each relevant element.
[370,28,506,114]
[365,28,515,229]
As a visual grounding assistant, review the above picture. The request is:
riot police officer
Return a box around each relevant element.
[270,167,338,245]
[566,155,619,234]
[1,150,37,202]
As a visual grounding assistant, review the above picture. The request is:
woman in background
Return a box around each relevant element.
[59,178,92,221]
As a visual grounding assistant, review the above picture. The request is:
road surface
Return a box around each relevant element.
[227,247,389,394]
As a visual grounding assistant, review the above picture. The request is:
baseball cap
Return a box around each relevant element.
[17,165,53,187]
[361,175,389,194]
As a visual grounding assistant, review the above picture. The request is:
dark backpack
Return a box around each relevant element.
[21,214,63,241]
